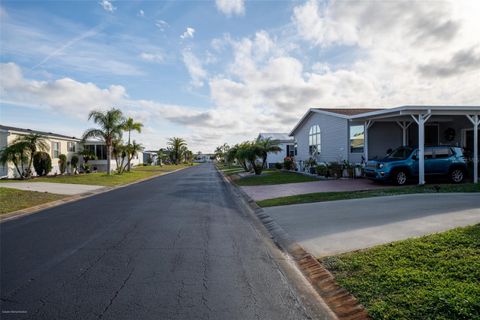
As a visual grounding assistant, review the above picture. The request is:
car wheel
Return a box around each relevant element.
[450,168,465,183]
[394,170,408,185]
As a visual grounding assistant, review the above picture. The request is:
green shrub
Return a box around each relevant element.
[70,155,79,174]
[328,161,342,177]
[274,162,283,170]
[58,154,67,174]
[284,157,294,170]
[316,164,328,176]
[33,151,52,176]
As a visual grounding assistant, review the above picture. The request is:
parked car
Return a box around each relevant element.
[364,146,467,185]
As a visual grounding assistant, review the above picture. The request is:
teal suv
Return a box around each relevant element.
[364,146,467,185]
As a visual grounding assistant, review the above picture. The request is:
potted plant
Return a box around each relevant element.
[328,161,342,178]
[284,156,294,171]
[342,160,352,178]
[306,157,317,174]
[316,164,328,177]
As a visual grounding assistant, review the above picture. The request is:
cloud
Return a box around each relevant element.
[182,50,207,87]
[418,47,480,77]
[180,27,195,39]
[138,9,144,17]
[99,0,116,13]
[139,52,164,63]
[155,19,168,31]
[215,0,245,17]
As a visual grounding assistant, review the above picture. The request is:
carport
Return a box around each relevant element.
[351,106,480,184]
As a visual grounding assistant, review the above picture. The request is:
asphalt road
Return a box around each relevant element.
[1,164,317,320]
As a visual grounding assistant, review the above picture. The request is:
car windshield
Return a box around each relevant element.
[386,147,414,160]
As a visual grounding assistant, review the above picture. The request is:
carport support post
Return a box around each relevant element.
[364,120,373,162]
[396,121,412,146]
[411,113,431,185]
[467,115,479,184]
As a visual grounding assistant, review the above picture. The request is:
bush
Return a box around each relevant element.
[328,161,343,178]
[274,162,283,170]
[71,155,79,174]
[284,157,295,170]
[316,164,328,176]
[33,151,52,176]
[81,163,91,173]
[58,154,67,174]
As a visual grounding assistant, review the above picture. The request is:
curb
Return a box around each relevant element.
[216,166,369,320]
[0,167,190,223]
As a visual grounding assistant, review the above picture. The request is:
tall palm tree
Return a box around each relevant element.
[0,142,29,178]
[82,108,125,175]
[256,137,282,169]
[14,133,49,176]
[167,137,187,164]
[122,117,143,171]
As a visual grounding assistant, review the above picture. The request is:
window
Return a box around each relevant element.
[425,124,439,146]
[434,147,452,159]
[309,125,321,156]
[95,145,107,160]
[67,142,76,152]
[350,125,365,153]
[52,142,60,158]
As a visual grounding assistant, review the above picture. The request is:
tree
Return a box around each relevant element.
[82,108,125,175]
[112,139,127,173]
[122,117,143,171]
[256,137,282,169]
[243,142,264,175]
[157,149,168,166]
[214,143,230,162]
[0,142,29,178]
[58,154,67,174]
[13,134,49,177]
[122,141,144,172]
[234,142,252,172]
[33,151,52,176]
[167,137,187,164]
[71,155,79,174]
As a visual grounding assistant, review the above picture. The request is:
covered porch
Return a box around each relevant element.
[352,106,480,184]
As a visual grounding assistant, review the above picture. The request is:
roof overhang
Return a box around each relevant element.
[351,105,480,121]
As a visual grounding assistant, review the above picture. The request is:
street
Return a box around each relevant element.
[1,164,317,319]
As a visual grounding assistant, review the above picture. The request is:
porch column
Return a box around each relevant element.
[396,121,412,146]
[411,113,431,185]
[467,115,479,184]
[364,120,374,162]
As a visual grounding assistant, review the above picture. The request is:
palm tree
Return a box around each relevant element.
[122,140,144,172]
[82,108,125,175]
[122,117,143,171]
[14,133,49,177]
[167,137,187,164]
[0,142,29,178]
[256,137,282,169]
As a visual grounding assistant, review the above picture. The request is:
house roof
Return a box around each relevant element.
[258,132,294,142]
[0,124,80,141]
[314,108,384,116]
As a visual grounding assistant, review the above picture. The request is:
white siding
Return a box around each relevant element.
[266,142,293,166]
[293,112,349,163]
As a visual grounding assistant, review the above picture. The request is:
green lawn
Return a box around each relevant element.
[321,224,480,320]
[0,187,65,215]
[216,164,246,176]
[257,183,480,207]
[0,164,192,187]
[234,170,318,186]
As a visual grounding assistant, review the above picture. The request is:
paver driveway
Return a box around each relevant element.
[265,193,480,257]
[0,164,324,320]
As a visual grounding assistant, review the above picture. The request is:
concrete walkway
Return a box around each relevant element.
[241,178,386,201]
[0,182,104,195]
[264,193,480,257]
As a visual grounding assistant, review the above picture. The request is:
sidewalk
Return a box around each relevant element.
[1,182,104,195]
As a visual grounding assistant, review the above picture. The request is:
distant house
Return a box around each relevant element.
[0,125,81,178]
[194,153,214,163]
[143,150,158,165]
[83,139,143,172]
[257,133,295,168]
[0,125,144,178]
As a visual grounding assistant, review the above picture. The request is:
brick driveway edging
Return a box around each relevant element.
[217,166,370,320]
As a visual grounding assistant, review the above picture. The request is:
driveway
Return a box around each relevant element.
[0,182,103,195]
[264,193,480,257]
[241,178,386,201]
[0,164,322,319]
